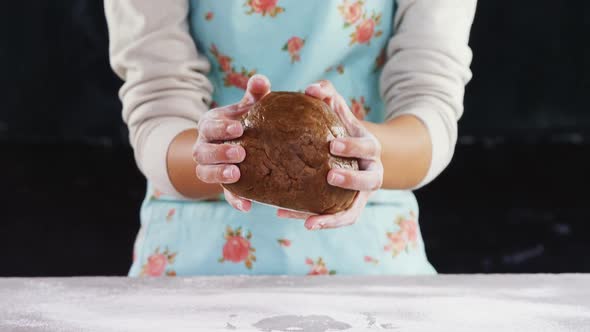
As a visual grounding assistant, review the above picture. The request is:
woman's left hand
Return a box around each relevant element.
[277,80,384,230]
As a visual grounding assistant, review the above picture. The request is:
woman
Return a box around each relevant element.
[104,0,476,276]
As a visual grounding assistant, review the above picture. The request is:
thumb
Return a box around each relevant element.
[241,74,271,105]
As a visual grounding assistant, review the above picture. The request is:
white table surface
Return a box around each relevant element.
[1,274,589,331]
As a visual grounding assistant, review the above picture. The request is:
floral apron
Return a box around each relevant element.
[129,0,436,277]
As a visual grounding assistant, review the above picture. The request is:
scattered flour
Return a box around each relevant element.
[0,275,589,331]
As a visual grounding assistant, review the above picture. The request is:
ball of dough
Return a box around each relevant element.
[223,92,359,214]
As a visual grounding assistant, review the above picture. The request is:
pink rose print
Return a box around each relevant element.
[219,226,256,269]
[145,254,166,276]
[384,231,406,255]
[306,257,336,276]
[339,1,383,46]
[210,44,256,91]
[339,0,364,26]
[151,189,162,200]
[348,12,383,46]
[325,64,345,75]
[245,0,284,17]
[384,212,419,257]
[219,57,232,72]
[223,237,249,262]
[287,37,304,55]
[140,247,177,277]
[205,11,214,21]
[374,47,386,72]
[364,255,379,265]
[350,96,370,120]
[282,37,305,63]
[277,238,291,247]
[166,208,175,222]
[399,212,419,244]
[209,44,233,73]
[354,18,375,44]
[225,71,251,90]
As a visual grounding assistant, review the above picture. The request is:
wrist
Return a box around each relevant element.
[362,116,431,189]
[167,129,223,199]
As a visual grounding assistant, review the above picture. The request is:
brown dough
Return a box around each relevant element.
[222,92,359,214]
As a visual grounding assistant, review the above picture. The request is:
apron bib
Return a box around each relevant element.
[129,0,435,276]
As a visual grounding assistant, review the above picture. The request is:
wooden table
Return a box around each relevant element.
[1,274,589,331]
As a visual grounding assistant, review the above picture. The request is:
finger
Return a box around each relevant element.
[241,74,271,105]
[304,208,353,230]
[304,191,370,230]
[304,80,337,108]
[198,119,243,141]
[223,188,252,212]
[247,74,272,99]
[332,96,367,137]
[277,209,313,220]
[330,137,380,160]
[196,164,240,184]
[327,167,383,191]
[193,143,245,165]
[304,81,365,137]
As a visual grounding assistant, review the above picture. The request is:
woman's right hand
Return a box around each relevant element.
[193,74,271,212]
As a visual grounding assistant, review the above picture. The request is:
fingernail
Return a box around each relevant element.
[252,73,269,83]
[235,200,243,211]
[331,141,345,153]
[311,223,321,230]
[226,147,239,160]
[329,172,345,185]
[305,83,321,94]
[223,166,234,179]
[252,76,264,85]
[227,123,242,136]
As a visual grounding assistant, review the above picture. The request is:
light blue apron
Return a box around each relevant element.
[129,0,436,277]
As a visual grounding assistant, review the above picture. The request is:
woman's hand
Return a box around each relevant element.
[193,74,271,212]
[277,80,384,230]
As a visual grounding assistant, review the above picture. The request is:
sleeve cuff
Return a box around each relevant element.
[138,118,197,198]
[393,107,456,190]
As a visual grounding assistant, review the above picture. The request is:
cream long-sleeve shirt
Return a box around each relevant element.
[104,0,476,197]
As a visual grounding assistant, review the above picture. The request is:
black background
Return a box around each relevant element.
[1,1,589,276]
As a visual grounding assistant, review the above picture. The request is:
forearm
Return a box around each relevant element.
[105,0,216,198]
[376,0,476,189]
[169,111,430,196]
[167,129,224,199]
[363,115,431,190]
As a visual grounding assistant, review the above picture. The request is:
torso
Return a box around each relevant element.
[129,0,436,277]
[189,0,394,123]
